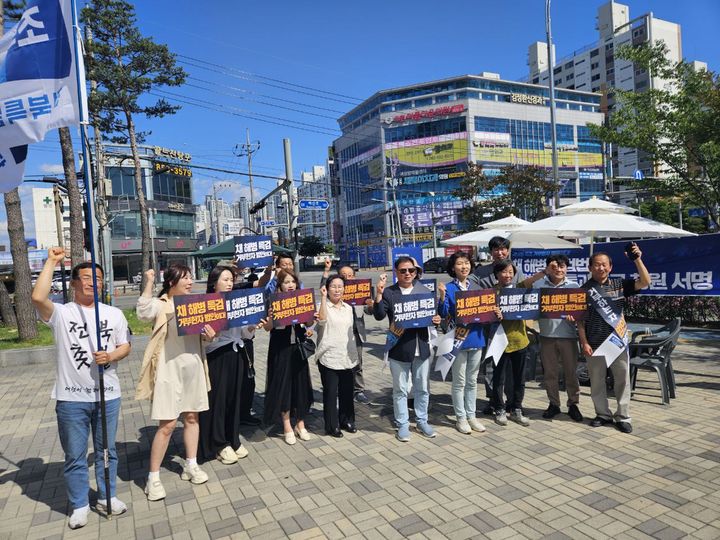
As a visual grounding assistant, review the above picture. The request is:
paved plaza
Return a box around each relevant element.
[0,298,719,539]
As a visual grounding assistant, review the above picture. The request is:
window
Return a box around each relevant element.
[532,77,540,84]
[590,49,599,57]
[414,97,432,107]
[565,74,574,81]
[555,79,562,86]
[565,61,573,69]
[108,167,136,197]
[553,66,562,75]
[591,74,601,81]
[575,59,586,65]
[435,94,450,103]
[591,62,599,70]
[385,116,467,143]
[152,171,192,204]
[482,92,496,101]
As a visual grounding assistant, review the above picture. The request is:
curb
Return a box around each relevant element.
[0,335,151,367]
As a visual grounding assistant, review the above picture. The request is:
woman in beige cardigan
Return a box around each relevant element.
[136,265,215,501]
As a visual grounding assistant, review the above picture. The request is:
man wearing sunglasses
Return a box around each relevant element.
[374,256,441,442]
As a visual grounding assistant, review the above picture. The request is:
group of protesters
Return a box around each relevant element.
[32,236,650,528]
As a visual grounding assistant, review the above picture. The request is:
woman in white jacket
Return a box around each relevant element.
[136,265,215,501]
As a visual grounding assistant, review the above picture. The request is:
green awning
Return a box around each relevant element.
[191,237,293,258]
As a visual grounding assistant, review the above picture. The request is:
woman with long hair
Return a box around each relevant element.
[135,264,215,501]
[259,269,314,445]
[198,265,250,465]
[316,275,358,438]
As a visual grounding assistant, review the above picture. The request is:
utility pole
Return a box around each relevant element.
[389,155,403,245]
[53,185,69,302]
[283,139,299,275]
[429,191,438,258]
[545,0,560,211]
[234,129,261,230]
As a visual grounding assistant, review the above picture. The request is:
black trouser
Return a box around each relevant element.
[318,363,355,432]
[490,348,527,413]
[240,339,256,418]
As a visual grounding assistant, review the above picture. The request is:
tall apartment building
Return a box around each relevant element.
[297,165,335,246]
[527,0,706,178]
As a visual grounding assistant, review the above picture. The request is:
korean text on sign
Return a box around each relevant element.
[342,279,372,306]
[233,235,274,267]
[224,287,266,328]
[539,288,587,319]
[392,292,436,329]
[174,293,229,336]
[455,289,498,325]
[498,288,540,321]
[270,288,316,327]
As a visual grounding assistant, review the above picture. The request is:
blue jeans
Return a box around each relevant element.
[389,357,430,429]
[56,398,121,509]
[451,348,483,420]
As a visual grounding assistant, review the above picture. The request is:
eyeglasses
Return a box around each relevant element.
[397,268,417,275]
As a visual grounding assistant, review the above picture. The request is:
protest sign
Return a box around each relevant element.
[224,288,266,327]
[174,293,229,336]
[498,288,540,320]
[269,288,315,327]
[233,235,273,267]
[512,234,720,296]
[419,278,436,294]
[392,292,436,329]
[539,288,587,319]
[342,279,372,306]
[455,289,499,324]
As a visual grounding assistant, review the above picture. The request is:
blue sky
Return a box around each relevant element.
[6,0,719,245]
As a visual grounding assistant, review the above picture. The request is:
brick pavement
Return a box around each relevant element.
[0,315,719,539]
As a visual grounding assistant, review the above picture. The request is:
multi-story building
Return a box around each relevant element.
[32,187,72,249]
[333,73,603,266]
[297,165,335,246]
[104,144,199,281]
[527,0,706,178]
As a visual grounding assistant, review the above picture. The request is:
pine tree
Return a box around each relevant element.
[81,0,186,289]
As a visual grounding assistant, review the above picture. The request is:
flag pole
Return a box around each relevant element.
[70,0,112,519]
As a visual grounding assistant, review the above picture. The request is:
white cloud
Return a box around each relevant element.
[40,163,65,175]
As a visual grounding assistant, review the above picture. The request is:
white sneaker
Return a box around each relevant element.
[510,409,531,426]
[68,505,89,529]
[235,445,249,459]
[468,417,486,432]
[284,431,296,445]
[96,497,128,516]
[145,479,166,501]
[217,446,238,464]
[456,418,471,434]
[294,427,311,441]
[181,462,209,484]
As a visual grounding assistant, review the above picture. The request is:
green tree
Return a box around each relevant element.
[590,42,720,227]
[299,236,325,257]
[453,164,557,230]
[81,0,186,289]
[1,1,36,338]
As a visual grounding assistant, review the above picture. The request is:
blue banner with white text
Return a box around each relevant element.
[512,234,720,296]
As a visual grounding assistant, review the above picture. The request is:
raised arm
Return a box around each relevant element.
[630,244,651,290]
[31,247,66,322]
[373,274,389,320]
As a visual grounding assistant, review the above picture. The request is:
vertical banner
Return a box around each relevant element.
[224,287,266,327]
[174,293,229,336]
[455,289,499,324]
[269,288,316,327]
[234,235,274,267]
[392,292,436,329]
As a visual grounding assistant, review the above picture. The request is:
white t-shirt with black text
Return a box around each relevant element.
[46,303,130,402]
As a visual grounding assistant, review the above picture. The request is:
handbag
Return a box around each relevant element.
[296,337,316,361]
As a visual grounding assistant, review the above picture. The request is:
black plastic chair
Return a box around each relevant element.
[629,320,681,405]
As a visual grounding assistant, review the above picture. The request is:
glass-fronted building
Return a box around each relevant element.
[104,144,199,282]
[332,73,604,266]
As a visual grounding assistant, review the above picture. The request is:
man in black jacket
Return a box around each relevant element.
[374,257,441,442]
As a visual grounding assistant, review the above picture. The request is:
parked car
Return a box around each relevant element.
[423,257,449,273]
